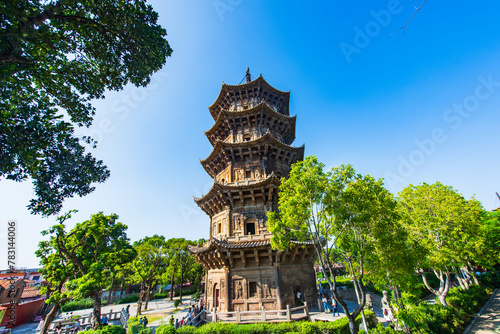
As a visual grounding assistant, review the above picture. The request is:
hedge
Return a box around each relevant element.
[382,284,492,334]
[79,325,126,334]
[156,311,377,334]
[61,299,94,312]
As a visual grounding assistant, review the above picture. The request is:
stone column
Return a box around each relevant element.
[225,270,230,311]
[275,265,283,309]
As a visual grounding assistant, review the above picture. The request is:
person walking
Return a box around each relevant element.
[332,298,341,316]
[72,319,81,333]
[322,295,330,313]
[35,316,45,333]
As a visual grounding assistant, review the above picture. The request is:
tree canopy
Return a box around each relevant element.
[38,211,135,329]
[0,0,172,215]
[132,234,169,315]
[398,182,485,305]
[268,156,406,334]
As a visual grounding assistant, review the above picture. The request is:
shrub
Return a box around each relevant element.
[478,271,500,288]
[156,325,176,334]
[127,317,142,334]
[152,292,170,300]
[79,325,126,334]
[174,299,181,309]
[61,299,94,312]
[397,284,491,334]
[192,291,202,300]
[161,311,377,334]
[114,294,140,305]
[368,324,397,333]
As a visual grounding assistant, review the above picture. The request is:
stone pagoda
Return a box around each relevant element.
[190,69,317,312]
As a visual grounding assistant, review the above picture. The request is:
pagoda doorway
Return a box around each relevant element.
[213,283,220,310]
[245,219,256,235]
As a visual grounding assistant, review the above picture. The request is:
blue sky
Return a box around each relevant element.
[2,0,500,268]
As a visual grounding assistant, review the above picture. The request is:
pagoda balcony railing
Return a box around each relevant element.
[226,233,272,243]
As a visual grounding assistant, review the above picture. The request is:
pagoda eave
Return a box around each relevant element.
[201,133,305,178]
[194,175,280,217]
[209,75,291,120]
[205,102,297,146]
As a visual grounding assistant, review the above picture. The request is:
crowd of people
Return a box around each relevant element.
[173,298,205,329]
[319,286,341,316]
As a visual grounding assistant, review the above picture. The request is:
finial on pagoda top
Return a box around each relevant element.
[246,67,251,83]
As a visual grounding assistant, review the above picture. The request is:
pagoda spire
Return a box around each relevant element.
[246,67,251,83]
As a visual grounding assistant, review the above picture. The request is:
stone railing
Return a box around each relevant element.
[336,289,382,309]
[47,309,126,333]
[227,233,272,243]
[206,302,309,324]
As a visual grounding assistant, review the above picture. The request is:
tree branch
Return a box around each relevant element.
[392,0,427,36]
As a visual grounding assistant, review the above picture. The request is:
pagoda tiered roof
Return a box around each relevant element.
[205,102,296,146]
[194,174,279,216]
[188,236,316,270]
[200,133,304,179]
[188,236,314,254]
[209,75,290,120]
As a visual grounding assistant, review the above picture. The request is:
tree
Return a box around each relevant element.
[477,210,500,270]
[168,238,197,304]
[0,0,172,216]
[131,235,169,316]
[268,156,403,334]
[36,213,75,334]
[398,182,484,306]
[40,211,135,329]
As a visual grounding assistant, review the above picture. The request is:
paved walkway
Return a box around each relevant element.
[11,295,196,334]
[467,289,500,334]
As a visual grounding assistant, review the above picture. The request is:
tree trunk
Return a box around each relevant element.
[179,267,184,303]
[40,298,68,334]
[454,266,467,290]
[466,263,480,286]
[145,278,154,310]
[348,315,359,334]
[438,294,448,307]
[422,269,450,306]
[92,291,102,329]
[170,267,175,301]
[353,279,368,332]
[120,279,125,296]
[107,274,116,304]
[136,281,145,317]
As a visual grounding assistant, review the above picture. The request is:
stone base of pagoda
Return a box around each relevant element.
[202,245,318,312]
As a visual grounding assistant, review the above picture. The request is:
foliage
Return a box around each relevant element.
[114,294,140,305]
[477,271,500,288]
[126,316,141,334]
[80,325,126,334]
[191,291,202,300]
[159,311,376,334]
[398,182,485,305]
[477,210,500,268]
[167,238,199,303]
[367,324,397,334]
[1,0,172,216]
[397,285,490,334]
[39,211,136,328]
[174,299,181,309]
[61,298,94,312]
[156,325,176,334]
[132,235,170,314]
[267,156,406,333]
